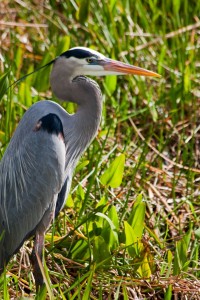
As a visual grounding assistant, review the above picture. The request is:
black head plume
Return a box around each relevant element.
[60,48,98,59]
[8,59,55,91]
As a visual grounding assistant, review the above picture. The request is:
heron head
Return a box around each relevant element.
[59,46,161,78]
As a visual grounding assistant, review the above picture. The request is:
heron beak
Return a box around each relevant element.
[102,58,161,77]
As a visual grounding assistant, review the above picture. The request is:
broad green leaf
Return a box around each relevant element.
[96,212,116,231]
[128,194,146,240]
[66,194,74,208]
[103,226,118,251]
[76,185,85,201]
[77,0,90,23]
[33,51,53,92]
[18,81,32,107]
[96,195,108,209]
[71,239,90,260]
[100,153,125,188]
[18,82,26,104]
[108,205,119,230]
[166,250,173,277]
[96,212,118,243]
[56,36,70,56]
[109,0,117,11]
[140,252,152,278]
[124,221,143,257]
[24,65,34,108]
[124,221,135,245]
[75,160,89,172]
[15,47,23,71]
[167,250,173,264]
[92,197,109,230]
[93,236,111,268]
[173,227,192,275]
[105,75,117,95]
[97,210,119,250]
[183,225,192,249]
[173,0,181,14]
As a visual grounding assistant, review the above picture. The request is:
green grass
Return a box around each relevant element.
[0,0,200,298]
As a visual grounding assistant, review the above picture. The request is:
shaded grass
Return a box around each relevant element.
[0,0,200,298]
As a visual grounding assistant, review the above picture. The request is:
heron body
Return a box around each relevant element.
[0,47,160,288]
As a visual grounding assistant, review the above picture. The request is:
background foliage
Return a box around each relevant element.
[0,0,200,299]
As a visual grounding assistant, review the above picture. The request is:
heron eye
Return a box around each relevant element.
[86,58,94,64]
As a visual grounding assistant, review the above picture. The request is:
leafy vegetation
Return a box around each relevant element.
[0,0,200,298]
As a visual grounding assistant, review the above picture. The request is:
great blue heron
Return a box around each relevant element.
[0,47,160,289]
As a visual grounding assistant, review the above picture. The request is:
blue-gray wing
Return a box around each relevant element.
[0,114,65,270]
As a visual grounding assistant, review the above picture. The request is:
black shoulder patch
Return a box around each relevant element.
[35,113,64,137]
[60,48,97,59]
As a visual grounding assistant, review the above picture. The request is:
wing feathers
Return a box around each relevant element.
[0,116,65,269]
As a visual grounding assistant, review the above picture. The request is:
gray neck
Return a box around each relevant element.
[50,57,103,169]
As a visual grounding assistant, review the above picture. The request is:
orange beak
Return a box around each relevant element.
[102,58,161,77]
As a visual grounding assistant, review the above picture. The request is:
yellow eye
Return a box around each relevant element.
[86,58,93,63]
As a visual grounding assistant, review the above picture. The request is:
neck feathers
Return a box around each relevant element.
[50,57,103,168]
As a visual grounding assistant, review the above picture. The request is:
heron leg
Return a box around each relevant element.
[30,205,55,290]
[30,231,45,291]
